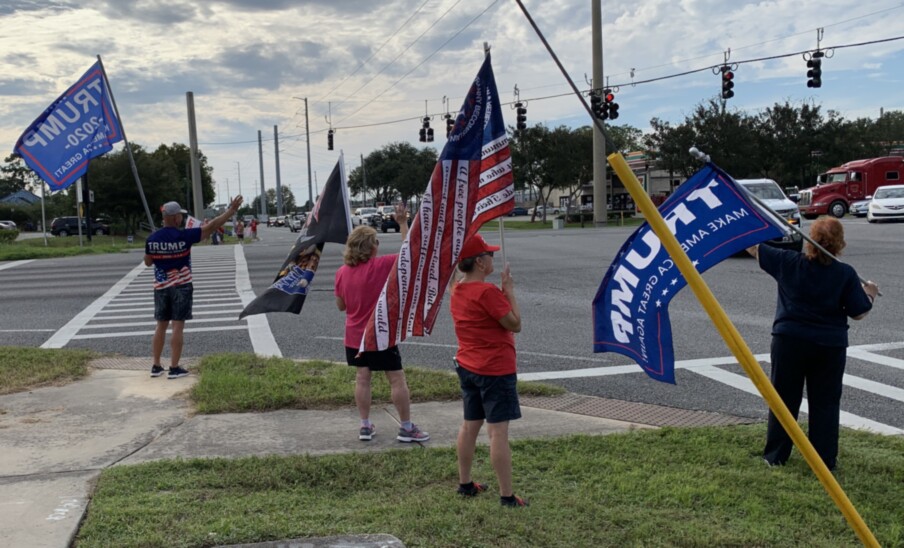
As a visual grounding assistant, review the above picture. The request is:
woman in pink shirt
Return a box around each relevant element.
[334,204,429,443]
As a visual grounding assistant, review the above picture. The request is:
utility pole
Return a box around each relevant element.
[274,125,283,216]
[186,91,205,219]
[235,161,242,202]
[304,98,313,212]
[591,0,607,226]
[257,130,266,218]
[361,154,367,206]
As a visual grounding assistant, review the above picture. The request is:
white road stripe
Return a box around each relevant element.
[103,296,241,307]
[71,325,249,339]
[0,259,35,271]
[847,348,904,370]
[80,317,244,329]
[234,245,281,357]
[92,309,242,320]
[693,365,904,435]
[41,262,147,348]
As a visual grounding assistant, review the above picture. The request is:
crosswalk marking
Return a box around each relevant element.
[41,246,280,356]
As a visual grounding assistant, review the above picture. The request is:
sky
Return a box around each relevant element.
[2,0,903,207]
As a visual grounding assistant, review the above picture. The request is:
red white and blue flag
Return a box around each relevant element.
[592,163,791,383]
[13,61,123,191]
[361,54,514,351]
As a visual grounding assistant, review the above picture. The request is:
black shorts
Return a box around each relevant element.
[154,284,193,321]
[456,363,521,424]
[345,346,403,372]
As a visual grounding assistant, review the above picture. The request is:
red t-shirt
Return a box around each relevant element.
[335,254,397,348]
[450,281,516,376]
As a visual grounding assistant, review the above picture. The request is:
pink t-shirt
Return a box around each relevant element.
[335,254,397,348]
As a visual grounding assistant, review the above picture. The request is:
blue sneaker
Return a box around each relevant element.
[359,424,375,441]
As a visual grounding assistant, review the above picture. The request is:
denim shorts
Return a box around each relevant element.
[456,363,521,424]
[345,346,403,372]
[154,284,194,321]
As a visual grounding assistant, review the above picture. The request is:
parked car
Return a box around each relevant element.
[288,213,306,232]
[867,184,904,223]
[0,220,16,230]
[50,216,111,236]
[736,179,802,252]
[849,199,870,217]
[351,207,379,227]
[507,207,529,217]
[529,205,560,216]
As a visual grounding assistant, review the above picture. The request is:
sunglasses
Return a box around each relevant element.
[478,251,494,258]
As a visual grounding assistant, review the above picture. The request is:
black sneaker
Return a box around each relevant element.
[167,366,190,379]
[150,365,165,378]
[500,494,529,508]
[457,482,488,497]
[359,424,375,441]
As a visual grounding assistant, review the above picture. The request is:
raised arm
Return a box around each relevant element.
[497,262,521,333]
[201,196,243,240]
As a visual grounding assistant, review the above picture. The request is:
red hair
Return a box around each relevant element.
[804,217,845,265]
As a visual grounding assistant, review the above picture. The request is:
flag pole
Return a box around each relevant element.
[512,1,879,545]
[610,153,879,547]
[483,41,508,264]
[95,55,156,231]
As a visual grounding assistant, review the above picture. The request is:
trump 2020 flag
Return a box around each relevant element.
[13,61,123,191]
[361,53,514,351]
[592,163,791,384]
[239,157,352,319]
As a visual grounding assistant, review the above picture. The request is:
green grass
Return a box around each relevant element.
[0,347,96,395]
[75,426,904,547]
[0,235,146,260]
[191,353,563,414]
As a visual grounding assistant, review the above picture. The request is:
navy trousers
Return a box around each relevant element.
[764,334,846,470]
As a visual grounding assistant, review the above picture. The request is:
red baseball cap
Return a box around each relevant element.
[459,233,500,260]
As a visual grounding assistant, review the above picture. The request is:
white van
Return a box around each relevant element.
[736,178,803,252]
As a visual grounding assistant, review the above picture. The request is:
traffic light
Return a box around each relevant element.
[419,116,433,142]
[590,90,602,118]
[327,129,334,150]
[515,102,527,130]
[445,113,455,138]
[606,89,619,120]
[807,51,823,88]
[720,65,734,99]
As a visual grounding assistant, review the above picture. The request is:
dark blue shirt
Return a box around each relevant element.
[145,227,202,289]
[758,245,871,347]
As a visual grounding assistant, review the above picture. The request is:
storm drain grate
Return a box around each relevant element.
[90,356,199,371]
[521,394,758,428]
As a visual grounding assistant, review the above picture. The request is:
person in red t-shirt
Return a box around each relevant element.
[450,233,527,507]
[334,204,429,444]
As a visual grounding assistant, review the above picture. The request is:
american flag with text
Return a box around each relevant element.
[361,54,514,351]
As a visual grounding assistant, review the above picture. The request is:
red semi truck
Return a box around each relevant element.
[798,156,904,218]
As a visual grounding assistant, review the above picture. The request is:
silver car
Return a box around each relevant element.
[849,199,870,218]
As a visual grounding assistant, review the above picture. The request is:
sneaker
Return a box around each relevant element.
[500,495,529,508]
[457,482,488,497]
[397,424,430,442]
[359,424,375,441]
[167,366,190,379]
[150,365,165,378]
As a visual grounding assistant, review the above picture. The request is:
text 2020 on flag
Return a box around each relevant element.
[361,54,514,352]
[13,61,123,191]
[592,163,791,384]
[239,157,352,319]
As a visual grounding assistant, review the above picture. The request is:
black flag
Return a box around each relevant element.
[239,156,352,318]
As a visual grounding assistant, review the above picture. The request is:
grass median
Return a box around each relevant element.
[190,353,564,413]
[0,235,146,260]
[75,426,904,547]
[0,347,95,395]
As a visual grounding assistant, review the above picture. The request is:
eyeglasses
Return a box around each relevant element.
[478,251,494,258]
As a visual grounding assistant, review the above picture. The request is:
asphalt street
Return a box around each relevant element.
[2,217,902,432]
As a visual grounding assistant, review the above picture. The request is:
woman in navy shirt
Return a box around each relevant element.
[748,217,878,471]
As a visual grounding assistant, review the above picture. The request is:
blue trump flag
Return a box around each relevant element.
[592,163,790,384]
[13,61,123,191]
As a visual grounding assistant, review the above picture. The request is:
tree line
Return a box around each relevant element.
[3,98,901,231]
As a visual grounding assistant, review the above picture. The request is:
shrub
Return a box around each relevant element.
[0,229,19,243]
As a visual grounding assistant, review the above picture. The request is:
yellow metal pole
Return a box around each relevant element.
[607,152,879,548]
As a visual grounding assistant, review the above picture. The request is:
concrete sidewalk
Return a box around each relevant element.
[0,365,752,548]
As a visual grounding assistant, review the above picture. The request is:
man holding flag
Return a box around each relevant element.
[145,196,242,379]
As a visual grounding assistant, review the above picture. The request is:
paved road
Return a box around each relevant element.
[2,219,902,432]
